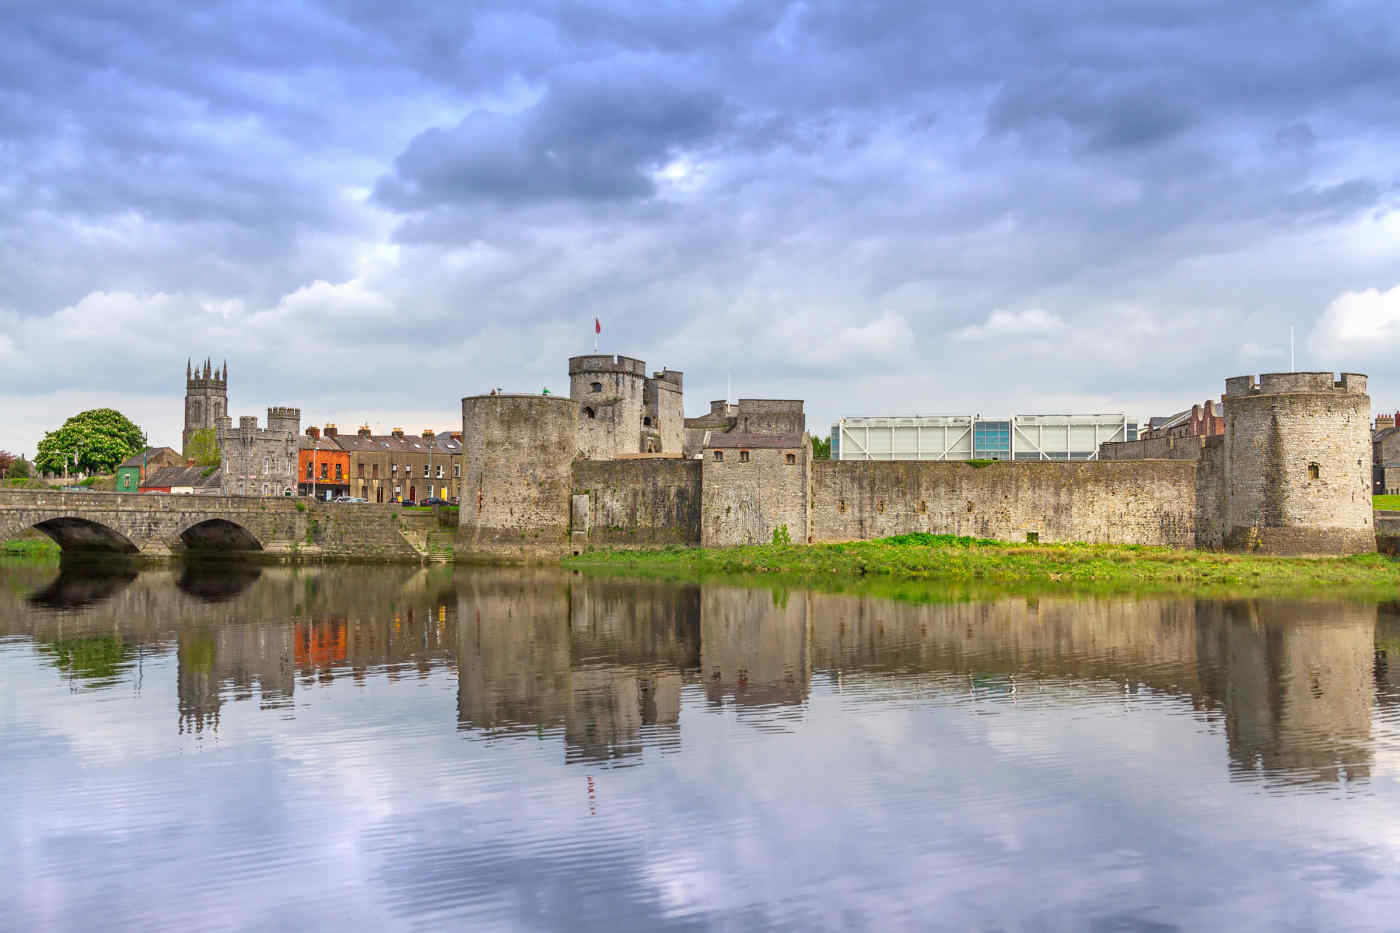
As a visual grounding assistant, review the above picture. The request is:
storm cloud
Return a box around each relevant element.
[2,0,1399,454]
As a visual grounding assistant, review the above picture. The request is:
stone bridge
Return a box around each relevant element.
[0,490,441,559]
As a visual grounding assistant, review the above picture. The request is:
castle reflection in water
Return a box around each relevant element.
[5,562,1396,786]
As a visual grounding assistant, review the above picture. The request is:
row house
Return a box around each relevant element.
[309,425,462,503]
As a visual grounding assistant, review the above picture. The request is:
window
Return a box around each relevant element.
[454,464,460,478]
[263,457,270,474]
[643,416,652,426]
[357,463,364,478]
[424,464,430,478]
[713,450,724,461]
[436,465,444,478]
[591,382,602,393]
[583,407,595,419]
[1308,463,1320,480]
[785,453,796,465]
[739,450,750,462]
[335,464,342,480]
[305,462,313,480]
[392,463,398,475]
[372,464,379,479]
[321,463,328,479]
[262,483,270,496]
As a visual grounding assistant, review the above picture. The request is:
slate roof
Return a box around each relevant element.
[118,447,180,469]
[329,432,461,454]
[141,465,220,488]
[705,432,805,449]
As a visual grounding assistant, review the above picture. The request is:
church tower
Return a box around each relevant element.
[183,358,228,452]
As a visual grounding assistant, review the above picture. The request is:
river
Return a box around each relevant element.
[2,561,1399,930]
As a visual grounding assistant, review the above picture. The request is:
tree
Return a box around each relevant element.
[810,435,832,461]
[8,456,32,479]
[34,409,145,476]
[0,450,15,478]
[184,428,221,467]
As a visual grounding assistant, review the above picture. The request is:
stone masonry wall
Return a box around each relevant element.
[460,394,578,558]
[810,460,1198,547]
[1223,374,1372,554]
[571,459,702,547]
[701,445,809,547]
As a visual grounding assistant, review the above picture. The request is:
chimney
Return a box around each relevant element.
[391,427,404,438]
[422,429,435,440]
[306,426,321,439]
[323,423,338,437]
[358,425,372,438]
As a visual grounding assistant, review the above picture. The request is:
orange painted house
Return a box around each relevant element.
[298,428,350,498]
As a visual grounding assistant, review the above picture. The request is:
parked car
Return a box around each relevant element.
[332,495,368,503]
[420,497,450,507]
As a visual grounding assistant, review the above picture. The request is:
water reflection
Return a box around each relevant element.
[0,564,1391,786]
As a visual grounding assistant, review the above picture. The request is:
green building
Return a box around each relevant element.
[116,447,182,493]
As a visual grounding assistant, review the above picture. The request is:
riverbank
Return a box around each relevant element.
[564,533,1400,597]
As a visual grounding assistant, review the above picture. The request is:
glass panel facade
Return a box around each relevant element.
[973,421,1010,458]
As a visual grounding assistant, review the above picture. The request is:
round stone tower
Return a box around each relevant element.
[1222,372,1372,554]
[459,393,579,557]
[568,354,647,459]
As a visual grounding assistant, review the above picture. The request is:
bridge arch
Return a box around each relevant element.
[179,518,264,553]
[32,517,140,554]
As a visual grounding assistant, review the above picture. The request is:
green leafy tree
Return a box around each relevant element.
[810,435,832,461]
[35,409,145,476]
[183,428,221,467]
[8,456,32,479]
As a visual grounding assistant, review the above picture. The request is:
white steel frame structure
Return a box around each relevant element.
[833,414,1135,461]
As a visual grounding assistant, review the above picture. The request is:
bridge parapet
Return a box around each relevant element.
[0,490,429,559]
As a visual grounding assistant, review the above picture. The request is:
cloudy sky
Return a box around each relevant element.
[2,0,1399,455]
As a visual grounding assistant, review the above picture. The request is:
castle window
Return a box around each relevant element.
[643,416,652,426]
[1308,463,1320,480]
[713,450,724,461]
[263,457,269,474]
[583,407,596,419]
[740,450,750,463]
[785,453,796,465]
[591,382,602,393]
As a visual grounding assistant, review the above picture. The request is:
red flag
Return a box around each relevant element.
[594,317,601,335]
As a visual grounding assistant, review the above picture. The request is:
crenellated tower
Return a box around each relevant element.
[183,357,228,453]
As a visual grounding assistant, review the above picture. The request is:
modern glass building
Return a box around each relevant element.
[831,414,1137,461]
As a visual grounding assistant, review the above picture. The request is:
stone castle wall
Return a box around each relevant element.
[1222,373,1372,554]
[701,445,810,547]
[571,459,702,547]
[459,394,578,557]
[810,460,1198,546]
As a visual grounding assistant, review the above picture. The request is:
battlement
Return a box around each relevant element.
[569,354,647,377]
[650,369,684,391]
[1224,372,1368,397]
[239,416,258,430]
[268,406,301,419]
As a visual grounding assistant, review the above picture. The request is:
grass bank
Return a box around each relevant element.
[1,535,61,562]
[1376,495,1400,510]
[564,533,1400,598]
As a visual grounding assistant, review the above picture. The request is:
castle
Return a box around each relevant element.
[183,358,300,497]
[459,363,1376,559]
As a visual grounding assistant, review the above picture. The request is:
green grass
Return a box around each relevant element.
[1,536,61,561]
[1376,495,1400,511]
[564,532,1400,598]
